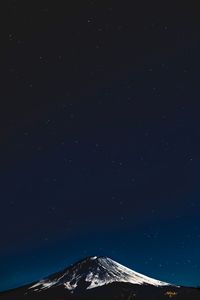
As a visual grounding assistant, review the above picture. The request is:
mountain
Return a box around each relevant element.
[0,256,199,300]
[28,256,171,292]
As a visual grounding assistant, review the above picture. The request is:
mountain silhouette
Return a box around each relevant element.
[0,256,199,300]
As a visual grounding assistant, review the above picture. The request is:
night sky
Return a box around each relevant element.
[1,0,200,292]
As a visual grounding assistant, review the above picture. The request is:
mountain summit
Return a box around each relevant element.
[28,256,170,293]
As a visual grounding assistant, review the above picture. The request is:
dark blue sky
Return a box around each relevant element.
[1,0,200,292]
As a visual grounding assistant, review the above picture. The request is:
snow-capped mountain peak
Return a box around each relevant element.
[29,256,171,293]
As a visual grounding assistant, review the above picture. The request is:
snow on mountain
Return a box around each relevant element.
[28,256,172,293]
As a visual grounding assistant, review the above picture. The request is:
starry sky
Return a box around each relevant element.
[1,0,200,292]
